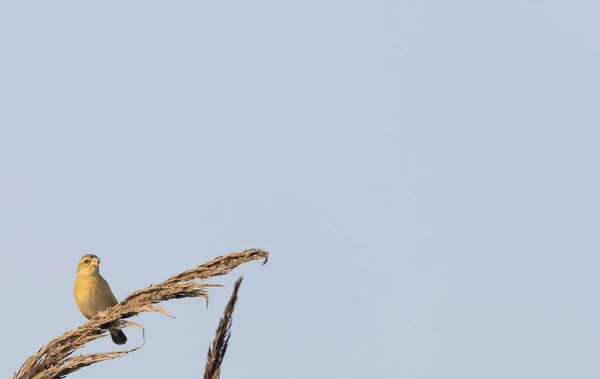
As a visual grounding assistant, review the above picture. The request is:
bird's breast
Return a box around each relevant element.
[74,275,114,319]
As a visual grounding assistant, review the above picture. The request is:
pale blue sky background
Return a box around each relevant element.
[1,1,599,378]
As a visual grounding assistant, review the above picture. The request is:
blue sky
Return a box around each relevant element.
[1,1,599,378]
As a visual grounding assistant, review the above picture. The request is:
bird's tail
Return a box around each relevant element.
[109,328,127,345]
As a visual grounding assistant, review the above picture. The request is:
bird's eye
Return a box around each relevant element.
[83,259,90,264]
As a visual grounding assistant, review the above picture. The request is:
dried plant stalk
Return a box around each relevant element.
[12,248,269,379]
[204,277,243,379]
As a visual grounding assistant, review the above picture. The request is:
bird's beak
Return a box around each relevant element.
[91,258,101,266]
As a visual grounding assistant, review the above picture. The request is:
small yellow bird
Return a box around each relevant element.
[73,254,127,345]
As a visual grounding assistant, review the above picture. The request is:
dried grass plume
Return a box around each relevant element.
[204,276,244,379]
[13,248,269,379]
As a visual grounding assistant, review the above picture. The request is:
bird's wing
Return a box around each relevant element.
[99,275,119,307]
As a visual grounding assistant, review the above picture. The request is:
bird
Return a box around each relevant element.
[73,254,127,345]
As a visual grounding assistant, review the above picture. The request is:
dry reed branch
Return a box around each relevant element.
[204,277,243,379]
[13,248,269,379]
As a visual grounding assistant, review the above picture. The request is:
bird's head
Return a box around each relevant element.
[77,254,101,276]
